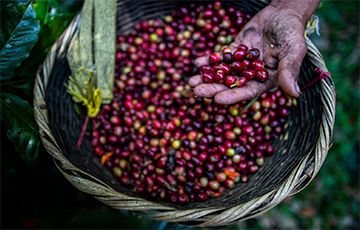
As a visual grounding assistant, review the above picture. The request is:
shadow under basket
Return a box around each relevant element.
[34,0,336,227]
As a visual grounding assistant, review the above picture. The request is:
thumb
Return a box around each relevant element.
[277,38,307,98]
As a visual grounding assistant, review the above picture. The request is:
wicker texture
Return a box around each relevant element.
[34,0,335,226]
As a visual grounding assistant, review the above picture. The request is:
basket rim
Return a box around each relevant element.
[33,3,336,226]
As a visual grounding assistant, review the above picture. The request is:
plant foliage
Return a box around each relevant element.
[0,0,81,164]
[0,93,40,165]
[0,1,40,79]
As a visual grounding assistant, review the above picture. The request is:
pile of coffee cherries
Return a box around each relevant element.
[201,46,269,87]
[90,2,292,205]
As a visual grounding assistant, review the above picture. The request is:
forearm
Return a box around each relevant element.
[270,0,320,23]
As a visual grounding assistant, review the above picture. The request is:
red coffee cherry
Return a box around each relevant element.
[235,76,247,87]
[209,52,221,63]
[225,75,236,87]
[243,69,256,80]
[246,48,260,61]
[202,70,215,83]
[251,60,265,71]
[215,70,226,83]
[256,69,269,82]
[233,48,247,61]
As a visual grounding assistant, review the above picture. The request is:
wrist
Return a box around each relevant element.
[270,0,320,23]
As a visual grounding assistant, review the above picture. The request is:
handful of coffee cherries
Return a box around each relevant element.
[200,45,269,88]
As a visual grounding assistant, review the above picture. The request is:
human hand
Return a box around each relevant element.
[188,4,310,104]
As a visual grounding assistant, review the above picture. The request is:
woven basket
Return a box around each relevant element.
[34,0,336,226]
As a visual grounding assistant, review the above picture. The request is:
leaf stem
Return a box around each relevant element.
[77,114,89,150]
[239,97,259,115]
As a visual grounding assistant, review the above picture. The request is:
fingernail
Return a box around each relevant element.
[269,87,278,93]
[295,82,301,95]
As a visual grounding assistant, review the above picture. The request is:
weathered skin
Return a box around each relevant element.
[188,0,320,104]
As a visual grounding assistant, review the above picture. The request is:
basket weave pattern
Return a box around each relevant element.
[34,0,335,226]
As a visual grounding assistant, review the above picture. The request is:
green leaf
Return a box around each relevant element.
[0,93,40,165]
[3,0,81,79]
[57,0,84,14]
[0,2,28,48]
[33,0,60,25]
[37,12,76,52]
[0,0,28,7]
[0,70,14,81]
[17,12,77,78]
[2,78,34,98]
[0,1,40,76]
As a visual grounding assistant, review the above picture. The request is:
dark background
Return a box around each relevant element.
[1,0,359,229]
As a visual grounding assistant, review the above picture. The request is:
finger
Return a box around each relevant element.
[229,32,260,52]
[263,40,283,69]
[277,38,307,98]
[233,26,260,48]
[214,70,278,104]
[194,83,228,98]
[263,54,279,69]
[194,55,209,67]
[188,75,203,87]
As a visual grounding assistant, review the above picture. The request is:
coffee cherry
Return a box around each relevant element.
[172,139,181,149]
[226,148,235,157]
[241,59,251,68]
[225,75,236,87]
[256,69,269,82]
[199,177,208,187]
[250,101,261,111]
[266,144,275,155]
[218,63,231,74]
[202,70,215,83]
[222,47,232,54]
[200,65,213,75]
[261,98,272,108]
[214,70,226,83]
[241,175,248,183]
[256,157,264,166]
[225,130,236,140]
[224,179,235,188]
[235,76,247,87]
[177,194,189,205]
[204,9,214,18]
[94,146,104,156]
[209,52,221,63]
[197,192,208,201]
[237,44,248,51]
[277,106,289,117]
[233,48,247,61]
[222,52,233,63]
[230,61,242,71]
[246,48,260,61]
[216,172,227,182]
[251,60,265,71]
[243,69,256,80]
[194,166,204,177]
[113,167,123,178]
[209,180,220,190]
[249,165,259,173]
